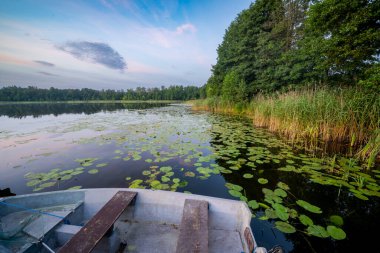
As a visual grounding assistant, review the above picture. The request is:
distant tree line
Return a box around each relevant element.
[205,0,380,102]
[0,102,165,118]
[0,85,205,101]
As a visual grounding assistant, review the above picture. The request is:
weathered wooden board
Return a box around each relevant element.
[176,199,208,253]
[58,191,136,253]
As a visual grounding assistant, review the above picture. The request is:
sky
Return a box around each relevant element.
[0,0,252,90]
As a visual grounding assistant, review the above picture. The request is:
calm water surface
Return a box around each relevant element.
[0,103,379,252]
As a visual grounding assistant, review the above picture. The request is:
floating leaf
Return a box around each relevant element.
[160,166,172,173]
[184,171,195,177]
[61,175,72,180]
[130,179,143,185]
[327,225,346,240]
[173,178,180,184]
[258,178,268,184]
[225,183,243,192]
[26,180,40,187]
[296,200,322,214]
[265,208,278,219]
[329,215,344,227]
[307,225,329,238]
[39,182,56,188]
[142,170,151,176]
[161,176,170,182]
[96,163,107,168]
[274,188,287,197]
[150,180,161,188]
[240,196,248,202]
[275,221,296,233]
[299,214,313,226]
[88,169,99,174]
[273,203,289,221]
[68,186,82,190]
[243,173,253,179]
[248,200,259,209]
[228,190,242,198]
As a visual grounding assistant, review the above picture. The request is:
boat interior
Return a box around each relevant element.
[0,189,255,253]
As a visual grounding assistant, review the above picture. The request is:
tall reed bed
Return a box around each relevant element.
[192,87,380,167]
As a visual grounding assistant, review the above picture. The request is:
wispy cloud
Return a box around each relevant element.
[34,60,55,67]
[145,23,197,48]
[176,23,197,35]
[58,41,127,70]
[38,71,59,76]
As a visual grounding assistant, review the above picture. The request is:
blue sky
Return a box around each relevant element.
[0,0,251,89]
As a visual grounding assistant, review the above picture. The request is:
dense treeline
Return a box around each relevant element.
[199,0,380,165]
[0,85,204,101]
[205,0,380,100]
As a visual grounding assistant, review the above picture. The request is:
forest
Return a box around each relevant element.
[0,85,203,101]
[196,0,380,166]
[204,0,379,98]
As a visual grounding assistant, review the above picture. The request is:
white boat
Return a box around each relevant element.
[0,188,264,253]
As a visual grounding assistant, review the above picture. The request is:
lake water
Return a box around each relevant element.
[0,102,379,252]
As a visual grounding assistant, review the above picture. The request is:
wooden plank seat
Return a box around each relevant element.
[58,191,136,253]
[176,199,209,253]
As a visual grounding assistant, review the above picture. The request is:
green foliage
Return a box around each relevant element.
[306,0,380,83]
[296,200,322,214]
[327,225,346,240]
[359,64,380,92]
[275,221,296,233]
[205,0,379,98]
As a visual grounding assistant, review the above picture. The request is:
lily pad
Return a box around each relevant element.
[39,182,56,188]
[228,190,242,198]
[68,186,82,190]
[327,225,346,240]
[274,188,287,197]
[299,214,313,226]
[329,215,344,227]
[275,221,296,233]
[185,171,195,177]
[88,169,99,174]
[265,208,278,219]
[273,203,289,221]
[307,225,329,238]
[243,173,253,179]
[142,170,151,176]
[225,183,243,192]
[296,200,322,214]
[248,200,259,209]
[258,178,268,184]
[161,176,170,182]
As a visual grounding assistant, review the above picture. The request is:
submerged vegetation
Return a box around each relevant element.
[195,0,380,166]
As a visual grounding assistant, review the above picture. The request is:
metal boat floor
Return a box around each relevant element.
[117,220,243,253]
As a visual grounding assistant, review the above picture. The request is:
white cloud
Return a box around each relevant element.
[176,23,197,35]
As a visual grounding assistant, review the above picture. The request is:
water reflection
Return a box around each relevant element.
[1,104,378,252]
[0,102,170,118]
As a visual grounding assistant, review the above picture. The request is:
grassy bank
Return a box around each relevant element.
[192,87,380,168]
